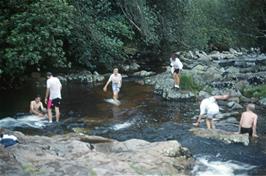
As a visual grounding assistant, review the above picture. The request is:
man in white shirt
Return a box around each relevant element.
[170,53,183,89]
[45,72,62,123]
[193,94,230,129]
[103,68,122,104]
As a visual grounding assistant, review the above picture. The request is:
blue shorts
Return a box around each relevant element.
[112,83,120,93]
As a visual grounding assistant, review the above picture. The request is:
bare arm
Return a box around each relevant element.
[45,88,49,104]
[213,95,230,100]
[40,102,45,111]
[103,79,111,91]
[239,114,243,133]
[252,115,258,137]
[119,76,122,87]
[193,114,204,127]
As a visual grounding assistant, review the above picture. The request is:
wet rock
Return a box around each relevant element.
[215,111,240,120]
[0,131,194,176]
[162,89,195,100]
[59,71,104,83]
[227,101,243,110]
[121,62,140,72]
[133,70,156,77]
[190,128,249,146]
[208,52,236,60]
[144,69,195,100]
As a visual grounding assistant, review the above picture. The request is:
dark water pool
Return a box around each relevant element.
[0,80,266,175]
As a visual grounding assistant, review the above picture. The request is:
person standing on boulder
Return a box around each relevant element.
[45,72,62,123]
[170,53,183,89]
[193,95,230,129]
[103,68,122,104]
[239,104,258,137]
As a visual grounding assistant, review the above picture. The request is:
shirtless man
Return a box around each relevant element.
[30,95,45,117]
[239,104,258,137]
[103,68,122,103]
[193,94,230,129]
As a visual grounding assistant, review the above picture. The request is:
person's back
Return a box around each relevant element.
[239,104,258,137]
[240,111,257,128]
[47,76,62,100]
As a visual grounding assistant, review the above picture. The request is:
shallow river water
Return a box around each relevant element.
[0,79,266,175]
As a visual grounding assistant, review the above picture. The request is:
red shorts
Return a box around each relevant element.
[47,99,52,109]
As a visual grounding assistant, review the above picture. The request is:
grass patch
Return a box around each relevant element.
[242,84,266,98]
[23,164,44,175]
[180,74,202,92]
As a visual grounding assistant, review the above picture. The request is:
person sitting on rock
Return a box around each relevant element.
[30,95,46,117]
[103,68,122,104]
[170,53,183,89]
[193,94,230,129]
[239,104,258,137]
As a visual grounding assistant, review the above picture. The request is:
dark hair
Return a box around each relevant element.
[46,72,52,77]
[35,95,41,98]
[171,53,178,60]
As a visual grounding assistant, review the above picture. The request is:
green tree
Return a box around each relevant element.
[0,0,73,77]
[68,0,134,71]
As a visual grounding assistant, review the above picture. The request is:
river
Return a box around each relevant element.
[0,79,266,175]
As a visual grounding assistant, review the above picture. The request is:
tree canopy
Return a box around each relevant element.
[0,0,266,80]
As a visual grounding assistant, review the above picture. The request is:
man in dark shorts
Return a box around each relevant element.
[45,72,62,123]
[239,104,258,137]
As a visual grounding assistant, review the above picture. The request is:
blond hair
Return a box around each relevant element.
[246,104,255,112]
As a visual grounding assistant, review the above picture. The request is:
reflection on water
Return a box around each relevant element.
[0,80,266,175]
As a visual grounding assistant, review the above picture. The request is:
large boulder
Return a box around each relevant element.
[0,131,194,176]
[144,69,195,101]
[190,128,249,146]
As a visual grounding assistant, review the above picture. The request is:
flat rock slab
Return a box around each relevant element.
[190,128,249,146]
[0,131,194,176]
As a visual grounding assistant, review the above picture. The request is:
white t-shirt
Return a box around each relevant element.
[200,97,219,115]
[170,58,183,70]
[108,73,122,85]
[47,77,62,99]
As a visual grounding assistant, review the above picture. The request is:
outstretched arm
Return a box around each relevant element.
[213,95,230,100]
[193,114,204,127]
[103,79,111,92]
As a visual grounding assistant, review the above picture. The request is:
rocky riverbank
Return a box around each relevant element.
[0,130,194,176]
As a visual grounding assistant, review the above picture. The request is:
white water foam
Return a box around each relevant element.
[0,115,48,129]
[192,156,256,176]
[111,121,133,131]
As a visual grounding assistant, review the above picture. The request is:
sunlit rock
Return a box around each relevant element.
[190,128,249,146]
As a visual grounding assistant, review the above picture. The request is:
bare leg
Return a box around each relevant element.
[173,73,176,86]
[47,109,52,122]
[206,119,212,129]
[55,107,60,122]
[113,92,118,100]
[211,120,215,129]
[176,73,180,86]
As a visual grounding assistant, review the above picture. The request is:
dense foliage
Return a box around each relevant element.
[1,0,266,80]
